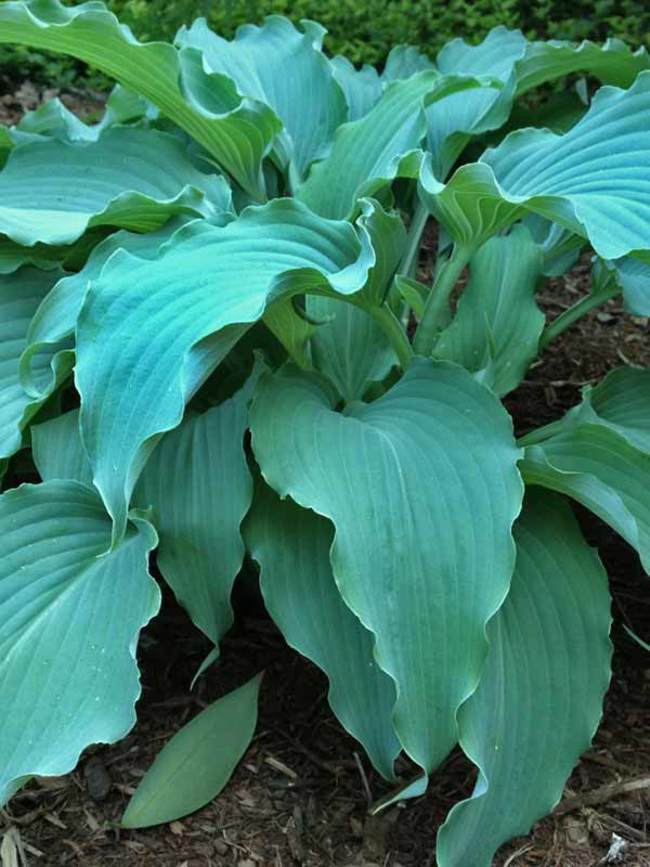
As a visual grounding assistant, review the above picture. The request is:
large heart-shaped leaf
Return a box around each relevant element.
[437,491,612,867]
[419,71,650,259]
[0,127,231,246]
[0,266,71,460]
[244,483,400,779]
[0,0,281,198]
[177,16,347,186]
[0,480,159,805]
[434,225,545,396]
[249,359,523,775]
[75,199,392,541]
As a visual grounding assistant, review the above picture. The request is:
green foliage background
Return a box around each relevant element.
[1,0,650,87]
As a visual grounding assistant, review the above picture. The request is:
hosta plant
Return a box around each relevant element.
[1,1,650,862]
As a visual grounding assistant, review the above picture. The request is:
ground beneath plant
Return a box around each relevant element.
[1,83,650,867]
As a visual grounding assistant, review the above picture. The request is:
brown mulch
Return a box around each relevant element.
[1,82,650,867]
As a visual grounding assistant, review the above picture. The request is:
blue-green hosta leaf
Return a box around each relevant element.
[330,46,432,124]
[33,368,255,648]
[0,480,160,806]
[249,359,523,775]
[308,298,398,402]
[565,367,650,454]
[0,237,63,276]
[520,415,650,575]
[606,256,650,316]
[0,266,71,460]
[382,44,434,81]
[296,71,498,220]
[32,409,93,487]
[244,484,400,780]
[516,36,650,94]
[437,28,527,80]
[2,87,148,153]
[329,55,382,121]
[176,16,347,186]
[75,199,390,541]
[0,0,280,198]
[437,490,611,867]
[426,27,528,178]
[19,218,213,399]
[523,431,650,575]
[262,297,316,369]
[0,126,230,246]
[419,72,650,258]
[434,225,545,396]
[121,673,261,828]
[521,214,584,277]
[133,368,257,646]
[437,28,650,96]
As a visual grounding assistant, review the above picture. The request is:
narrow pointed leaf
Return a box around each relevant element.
[133,370,257,646]
[121,673,261,828]
[75,199,387,540]
[0,480,160,805]
[419,72,650,258]
[244,484,399,779]
[434,225,545,396]
[0,127,230,246]
[437,491,611,867]
[0,266,71,460]
[177,16,347,184]
[0,0,281,197]
[250,359,523,774]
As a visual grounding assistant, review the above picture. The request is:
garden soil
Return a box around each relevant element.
[1,83,649,867]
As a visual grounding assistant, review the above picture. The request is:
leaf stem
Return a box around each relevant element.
[399,201,429,278]
[539,284,621,350]
[369,305,414,370]
[413,244,472,356]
